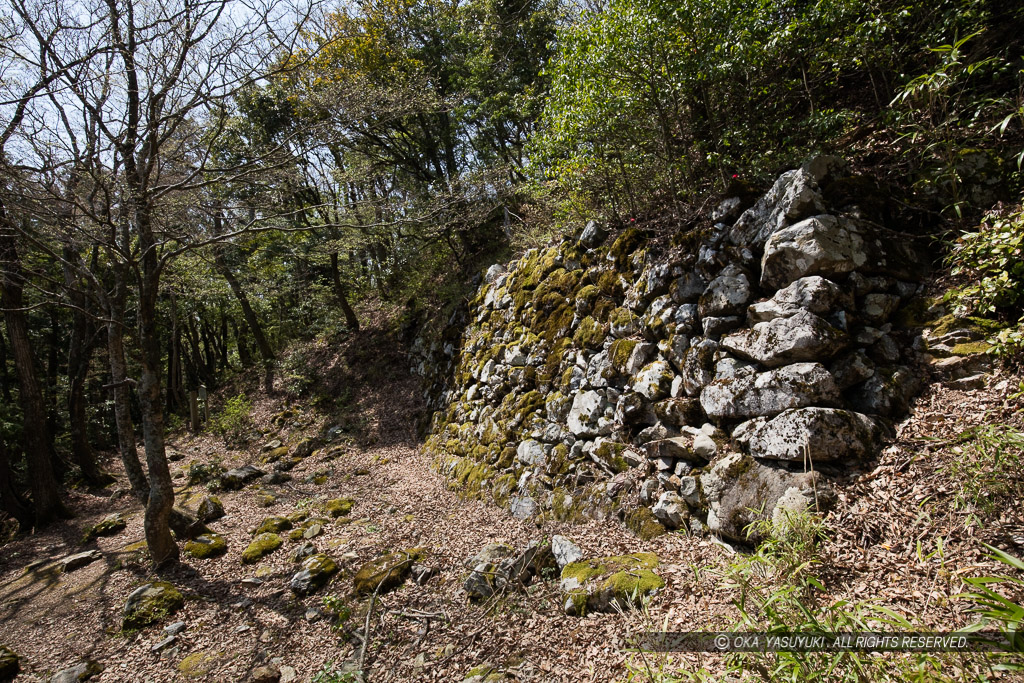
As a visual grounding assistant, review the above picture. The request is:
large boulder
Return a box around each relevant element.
[735,407,883,463]
[566,390,612,438]
[747,275,848,323]
[721,310,848,368]
[560,553,664,616]
[122,581,184,630]
[700,363,840,422]
[760,215,923,290]
[728,168,826,250]
[701,453,830,543]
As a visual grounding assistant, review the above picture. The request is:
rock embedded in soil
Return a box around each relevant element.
[50,659,103,683]
[81,513,127,543]
[196,495,225,523]
[122,581,185,630]
[184,533,228,559]
[241,533,283,564]
[60,550,102,572]
[735,407,883,463]
[560,553,665,617]
[289,554,339,596]
[325,498,355,518]
[219,465,264,490]
[353,548,426,596]
[551,535,583,569]
[169,507,210,540]
[254,516,292,535]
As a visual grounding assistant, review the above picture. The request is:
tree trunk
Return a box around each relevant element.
[330,252,360,332]
[214,248,275,393]
[0,206,68,524]
[0,441,33,530]
[107,284,150,500]
[137,212,178,569]
[63,250,111,486]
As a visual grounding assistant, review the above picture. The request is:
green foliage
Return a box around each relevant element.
[946,206,1024,359]
[959,545,1024,665]
[209,394,253,442]
[533,0,1024,220]
[311,662,362,683]
[946,424,1024,523]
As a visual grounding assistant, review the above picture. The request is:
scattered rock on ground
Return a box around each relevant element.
[122,581,185,630]
[196,495,225,523]
[353,548,426,596]
[560,553,664,616]
[219,466,264,490]
[184,533,228,559]
[81,513,127,544]
[50,660,103,683]
[0,646,18,680]
[290,554,338,596]
[241,533,283,564]
[60,550,102,573]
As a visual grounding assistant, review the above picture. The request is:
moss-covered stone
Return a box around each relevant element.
[608,339,639,374]
[560,553,663,616]
[625,507,667,540]
[122,581,185,630]
[184,533,227,559]
[326,498,355,518]
[353,548,427,596]
[573,316,608,350]
[290,553,339,595]
[81,513,127,544]
[254,516,292,535]
[178,650,227,678]
[608,227,645,269]
[950,340,993,356]
[0,645,19,680]
[241,533,283,564]
[262,446,289,463]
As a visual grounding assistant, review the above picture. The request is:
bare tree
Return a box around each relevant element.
[6,0,319,565]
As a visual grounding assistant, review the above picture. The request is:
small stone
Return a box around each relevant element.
[61,550,102,572]
[151,635,177,652]
[196,496,225,523]
[241,577,264,587]
[50,660,103,683]
[251,664,280,683]
[551,535,583,569]
[122,581,184,630]
[164,622,186,636]
[290,554,339,596]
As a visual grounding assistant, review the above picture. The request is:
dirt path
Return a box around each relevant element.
[2,368,1022,682]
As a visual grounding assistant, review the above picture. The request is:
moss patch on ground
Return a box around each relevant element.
[326,498,355,518]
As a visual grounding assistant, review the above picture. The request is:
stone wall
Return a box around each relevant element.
[413,157,929,543]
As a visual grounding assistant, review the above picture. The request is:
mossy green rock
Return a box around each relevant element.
[624,507,667,540]
[254,516,292,535]
[326,497,355,518]
[241,533,283,564]
[0,645,19,680]
[353,548,427,596]
[122,581,185,630]
[82,513,127,544]
[289,553,339,595]
[560,553,664,616]
[196,495,225,523]
[184,533,227,559]
[178,650,227,678]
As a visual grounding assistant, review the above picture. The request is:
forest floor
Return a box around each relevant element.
[1,326,1023,682]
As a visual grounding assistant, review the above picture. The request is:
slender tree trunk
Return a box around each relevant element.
[232,318,253,367]
[214,248,275,392]
[0,441,32,530]
[330,252,360,332]
[107,283,149,499]
[63,251,111,486]
[136,207,178,568]
[0,327,10,403]
[0,206,68,524]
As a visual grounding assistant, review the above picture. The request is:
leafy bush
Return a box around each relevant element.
[946,206,1024,359]
[209,394,253,442]
[531,0,1023,220]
